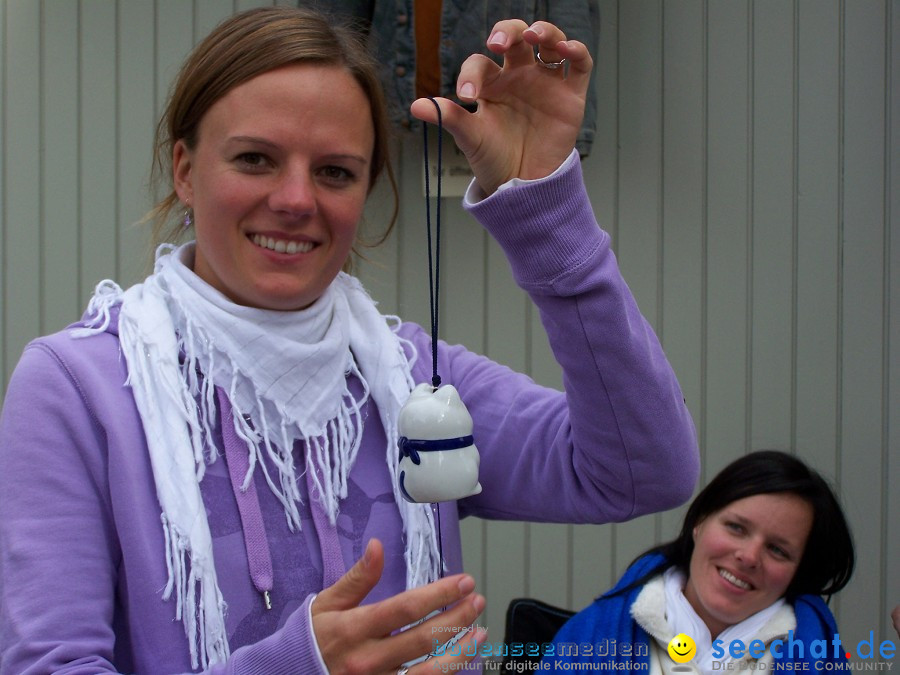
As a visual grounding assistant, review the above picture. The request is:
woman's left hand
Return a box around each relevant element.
[410,19,593,196]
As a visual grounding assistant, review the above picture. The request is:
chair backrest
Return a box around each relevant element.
[501,597,575,670]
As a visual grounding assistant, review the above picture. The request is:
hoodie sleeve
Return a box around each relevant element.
[427,152,699,523]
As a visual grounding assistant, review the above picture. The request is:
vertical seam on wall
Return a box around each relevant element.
[656,0,665,546]
[524,522,531,596]
[612,0,620,251]
[701,0,710,477]
[114,1,121,283]
[746,0,755,456]
[791,0,800,454]
[38,0,45,334]
[76,0,83,307]
[700,0,709,482]
[880,0,892,641]
[836,2,845,494]
[657,0,665,346]
[833,0,845,623]
[1,0,7,388]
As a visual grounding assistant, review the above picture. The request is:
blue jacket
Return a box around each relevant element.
[300,0,600,157]
[545,554,848,672]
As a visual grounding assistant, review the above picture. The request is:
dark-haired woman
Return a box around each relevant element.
[546,451,854,674]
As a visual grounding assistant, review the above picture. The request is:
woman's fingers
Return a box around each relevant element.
[312,541,486,673]
[522,20,569,65]
[312,538,384,613]
[410,18,594,193]
[484,18,533,68]
[365,573,482,637]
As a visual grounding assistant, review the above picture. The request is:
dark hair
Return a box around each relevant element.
[147,6,398,265]
[629,450,854,600]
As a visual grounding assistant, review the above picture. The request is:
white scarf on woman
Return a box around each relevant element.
[663,567,786,674]
[73,243,440,669]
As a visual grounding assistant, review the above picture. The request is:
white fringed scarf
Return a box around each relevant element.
[73,243,441,669]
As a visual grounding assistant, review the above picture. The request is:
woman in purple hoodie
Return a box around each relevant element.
[0,7,698,674]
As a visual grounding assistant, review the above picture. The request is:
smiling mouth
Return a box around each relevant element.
[250,233,314,255]
[719,567,752,590]
[673,649,691,656]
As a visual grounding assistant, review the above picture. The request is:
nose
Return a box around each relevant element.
[735,539,762,568]
[268,167,317,217]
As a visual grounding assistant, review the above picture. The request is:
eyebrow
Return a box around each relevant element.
[227,136,369,166]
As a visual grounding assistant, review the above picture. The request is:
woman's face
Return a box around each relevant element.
[173,63,374,311]
[684,493,813,638]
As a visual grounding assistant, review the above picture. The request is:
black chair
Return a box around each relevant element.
[499,597,575,671]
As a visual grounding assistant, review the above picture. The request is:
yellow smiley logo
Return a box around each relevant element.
[667,633,697,663]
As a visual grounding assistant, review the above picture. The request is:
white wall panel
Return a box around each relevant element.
[80,1,118,298]
[0,0,897,649]
[705,0,752,482]
[3,1,41,387]
[839,0,890,644]
[117,0,157,286]
[795,0,841,495]
[750,0,795,450]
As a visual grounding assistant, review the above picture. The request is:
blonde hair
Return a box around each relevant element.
[148,6,398,266]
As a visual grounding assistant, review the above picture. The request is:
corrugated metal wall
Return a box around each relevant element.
[1,0,897,649]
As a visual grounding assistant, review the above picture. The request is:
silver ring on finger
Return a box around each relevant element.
[536,51,567,69]
[397,668,409,675]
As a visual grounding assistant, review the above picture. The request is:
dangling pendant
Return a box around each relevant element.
[397,383,482,503]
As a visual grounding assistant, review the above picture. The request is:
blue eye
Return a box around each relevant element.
[318,165,356,184]
[768,544,790,559]
[235,153,270,170]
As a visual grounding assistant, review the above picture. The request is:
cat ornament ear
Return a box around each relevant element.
[397,383,482,503]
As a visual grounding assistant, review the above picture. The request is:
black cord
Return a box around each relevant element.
[423,98,445,581]
[423,98,443,390]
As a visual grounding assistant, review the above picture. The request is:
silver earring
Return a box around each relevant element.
[183,208,193,229]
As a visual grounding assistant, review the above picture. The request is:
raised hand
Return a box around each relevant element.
[410,19,593,195]
[311,539,487,674]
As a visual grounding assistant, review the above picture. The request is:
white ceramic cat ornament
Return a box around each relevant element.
[397,382,483,503]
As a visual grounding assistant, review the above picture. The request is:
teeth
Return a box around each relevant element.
[719,569,751,590]
[252,234,313,254]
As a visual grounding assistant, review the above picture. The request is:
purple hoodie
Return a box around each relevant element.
[0,156,699,674]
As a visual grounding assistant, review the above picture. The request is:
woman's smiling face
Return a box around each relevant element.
[683,493,813,638]
[173,63,374,311]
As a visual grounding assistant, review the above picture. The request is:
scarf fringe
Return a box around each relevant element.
[161,513,230,670]
[71,245,442,667]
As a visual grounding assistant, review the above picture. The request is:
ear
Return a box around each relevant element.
[172,139,194,206]
[692,519,705,541]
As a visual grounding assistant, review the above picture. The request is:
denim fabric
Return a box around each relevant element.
[301,0,600,157]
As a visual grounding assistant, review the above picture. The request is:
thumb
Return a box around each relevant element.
[409,96,481,160]
[312,538,384,614]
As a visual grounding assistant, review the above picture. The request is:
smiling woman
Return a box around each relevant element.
[547,450,855,675]
[172,64,374,311]
[0,6,700,675]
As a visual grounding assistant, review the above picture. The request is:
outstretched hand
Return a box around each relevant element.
[410,19,593,195]
[311,539,487,674]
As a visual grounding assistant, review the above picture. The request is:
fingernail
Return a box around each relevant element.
[529,24,544,37]
[473,627,488,645]
[488,31,506,46]
[458,82,475,99]
[472,593,486,613]
[457,575,475,594]
[363,540,373,568]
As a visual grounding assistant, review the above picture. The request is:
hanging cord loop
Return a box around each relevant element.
[423,97,445,578]
[423,98,443,390]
